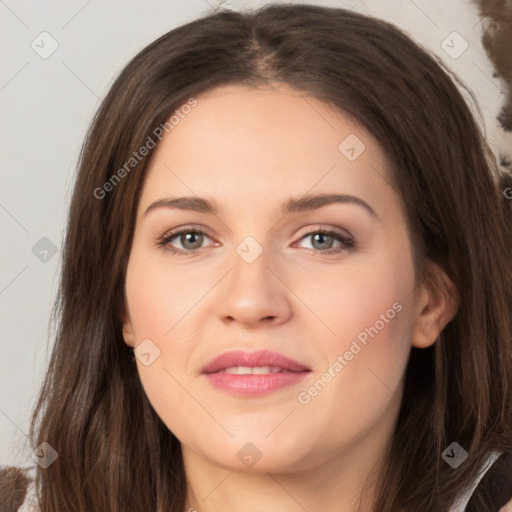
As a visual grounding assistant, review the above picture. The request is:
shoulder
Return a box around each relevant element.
[450,451,512,512]
[0,465,38,512]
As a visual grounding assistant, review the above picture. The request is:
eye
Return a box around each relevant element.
[157,226,215,256]
[292,228,355,255]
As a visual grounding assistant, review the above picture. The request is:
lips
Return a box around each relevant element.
[202,350,310,374]
[201,350,311,396]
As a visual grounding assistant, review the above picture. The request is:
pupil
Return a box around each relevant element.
[183,232,203,249]
[313,233,332,250]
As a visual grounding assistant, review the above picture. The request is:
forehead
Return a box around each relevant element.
[138,83,396,217]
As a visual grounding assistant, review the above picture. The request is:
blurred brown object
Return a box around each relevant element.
[474,0,512,131]
[0,466,30,512]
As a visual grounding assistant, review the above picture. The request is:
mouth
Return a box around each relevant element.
[202,350,311,396]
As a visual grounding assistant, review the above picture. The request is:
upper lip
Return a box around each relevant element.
[202,350,311,374]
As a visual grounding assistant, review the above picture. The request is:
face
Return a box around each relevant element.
[122,83,453,474]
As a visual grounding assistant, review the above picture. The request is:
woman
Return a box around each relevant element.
[5,3,512,511]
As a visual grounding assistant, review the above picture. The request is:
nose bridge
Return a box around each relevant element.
[230,234,275,299]
[232,235,271,288]
[217,233,292,324]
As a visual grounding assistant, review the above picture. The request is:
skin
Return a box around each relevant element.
[122,83,460,512]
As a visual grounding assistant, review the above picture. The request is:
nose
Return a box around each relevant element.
[216,245,293,327]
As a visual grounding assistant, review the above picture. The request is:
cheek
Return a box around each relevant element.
[124,248,205,341]
[293,250,416,449]
[123,252,199,416]
[295,245,414,360]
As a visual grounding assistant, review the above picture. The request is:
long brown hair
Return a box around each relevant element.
[21,4,512,511]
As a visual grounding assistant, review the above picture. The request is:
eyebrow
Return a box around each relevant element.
[144,193,378,218]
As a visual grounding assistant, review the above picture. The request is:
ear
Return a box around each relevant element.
[411,264,460,349]
[120,302,136,348]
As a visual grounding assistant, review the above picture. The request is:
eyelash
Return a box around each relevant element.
[157,225,356,257]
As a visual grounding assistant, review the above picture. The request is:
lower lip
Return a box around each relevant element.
[204,371,310,396]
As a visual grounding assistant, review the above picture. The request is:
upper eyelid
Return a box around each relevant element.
[160,224,216,241]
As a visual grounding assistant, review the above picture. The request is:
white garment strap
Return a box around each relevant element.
[449,450,502,512]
